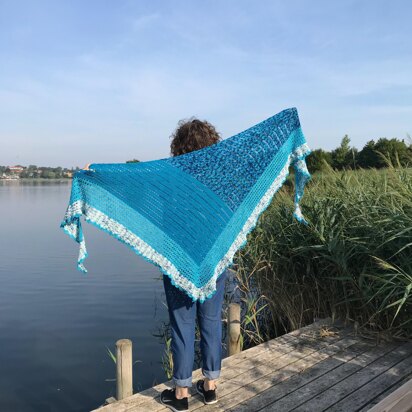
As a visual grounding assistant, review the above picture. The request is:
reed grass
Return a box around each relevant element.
[235,164,412,339]
[153,321,174,380]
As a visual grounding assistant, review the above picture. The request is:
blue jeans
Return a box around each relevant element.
[162,269,228,387]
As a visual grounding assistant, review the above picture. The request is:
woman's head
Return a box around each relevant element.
[170,117,221,157]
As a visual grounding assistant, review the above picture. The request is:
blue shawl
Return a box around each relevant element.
[60,107,312,302]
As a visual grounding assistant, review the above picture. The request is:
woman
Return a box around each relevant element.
[84,118,228,412]
[159,118,228,411]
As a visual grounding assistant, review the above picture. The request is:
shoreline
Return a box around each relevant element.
[0,177,72,182]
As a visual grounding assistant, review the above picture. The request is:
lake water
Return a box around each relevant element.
[0,180,237,412]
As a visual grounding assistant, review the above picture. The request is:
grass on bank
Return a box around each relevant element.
[235,163,412,341]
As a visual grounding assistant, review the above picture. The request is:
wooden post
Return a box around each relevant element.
[116,339,133,400]
[228,303,241,356]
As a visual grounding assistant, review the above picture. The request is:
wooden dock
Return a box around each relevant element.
[92,319,412,411]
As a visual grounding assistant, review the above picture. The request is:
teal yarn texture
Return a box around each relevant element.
[60,107,312,302]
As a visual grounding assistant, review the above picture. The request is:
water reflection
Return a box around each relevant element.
[0,180,170,411]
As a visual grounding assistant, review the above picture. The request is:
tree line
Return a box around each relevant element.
[307,135,412,172]
[0,160,140,179]
[0,165,79,179]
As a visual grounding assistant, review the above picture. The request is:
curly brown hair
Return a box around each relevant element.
[170,117,221,157]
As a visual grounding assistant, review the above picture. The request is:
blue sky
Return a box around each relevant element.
[1,0,411,168]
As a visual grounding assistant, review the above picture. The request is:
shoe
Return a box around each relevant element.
[196,379,218,404]
[160,387,189,411]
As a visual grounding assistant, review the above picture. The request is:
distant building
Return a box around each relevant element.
[8,165,25,174]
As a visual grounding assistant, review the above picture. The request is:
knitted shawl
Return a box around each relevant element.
[60,107,312,302]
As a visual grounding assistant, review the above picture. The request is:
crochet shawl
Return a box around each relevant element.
[60,107,312,302]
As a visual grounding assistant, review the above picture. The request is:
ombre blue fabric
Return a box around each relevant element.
[60,107,312,302]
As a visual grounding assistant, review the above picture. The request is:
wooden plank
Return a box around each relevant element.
[327,356,412,411]
[358,374,412,412]
[259,342,402,411]
[291,342,412,412]
[220,318,338,367]
[223,319,333,359]
[220,331,290,365]
[367,377,412,412]
[206,328,344,388]
[226,340,373,412]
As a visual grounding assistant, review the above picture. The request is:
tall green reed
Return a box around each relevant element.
[235,164,412,339]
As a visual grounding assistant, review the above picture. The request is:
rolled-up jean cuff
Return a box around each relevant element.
[173,375,193,387]
[202,368,220,380]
